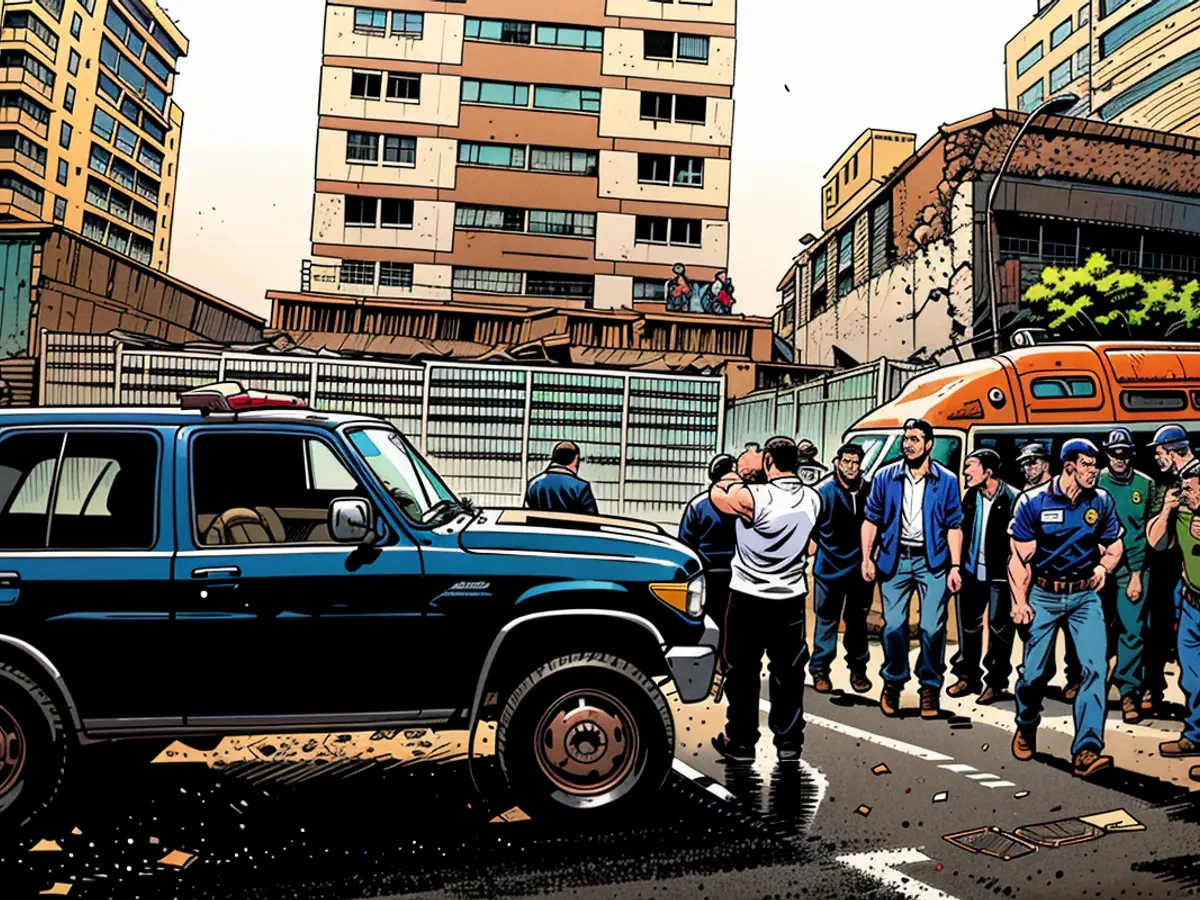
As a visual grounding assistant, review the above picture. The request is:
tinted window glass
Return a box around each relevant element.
[1031,376,1097,399]
[1121,390,1187,412]
[0,432,63,549]
[49,431,158,549]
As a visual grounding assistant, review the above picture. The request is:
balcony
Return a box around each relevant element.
[598,150,730,208]
[601,29,735,87]
[0,185,41,218]
[0,104,47,139]
[0,26,57,64]
[312,195,455,253]
[315,128,457,190]
[604,0,737,25]
[323,6,464,65]
[319,67,460,128]
[0,145,45,178]
[598,88,733,147]
[0,65,52,100]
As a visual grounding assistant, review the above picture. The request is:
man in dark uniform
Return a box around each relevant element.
[1017,442,1052,491]
[525,440,599,515]
[1009,439,1124,779]
[679,453,738,669]
[809,442,872,694]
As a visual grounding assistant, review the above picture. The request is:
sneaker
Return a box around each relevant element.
[1159,736,1200,758]
[812,673,833,694]
[1012,727,1036,761]
[1121,695,1143,725]
[849,671,873,694]
[712,733,755,763]
[880,684,902,717]
[977,686,1012,705]
[1064,682,1081,702]
[919,686,940,719]
[777,747,803,765]
[1073,747,1113,779]
[947,679,980,699]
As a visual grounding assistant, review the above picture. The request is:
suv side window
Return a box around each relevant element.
[192,431,368,546]
[0,430,158,550]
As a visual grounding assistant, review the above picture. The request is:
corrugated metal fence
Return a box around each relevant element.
[724,358,933,455]
[39,333,724,527]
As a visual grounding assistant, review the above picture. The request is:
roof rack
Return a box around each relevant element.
[179,382,308,416]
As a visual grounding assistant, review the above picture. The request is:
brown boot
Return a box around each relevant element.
[947,679,980,699]
[812,673,833,694]
[1121,695,1142,724]
[1159,736,1200,758]
[1012,727,1036,761]
[850,671,873,694]
[977,685,1012,705]
[919,687,940,719]
[1073,747,1113,778]
[880,683,902,717]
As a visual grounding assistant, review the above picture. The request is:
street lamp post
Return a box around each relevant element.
[985,92,1081,355]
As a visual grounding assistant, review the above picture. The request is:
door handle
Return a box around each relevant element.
[0,572,20,588]
[191,566,241,580]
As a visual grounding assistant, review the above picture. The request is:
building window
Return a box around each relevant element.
[88,143,111,175]
[56,158,68,185]
[1075,44,1091,78]
[455,205,525,232]
[526,273,594,298]
[109,158,134,189]
[638,154,671,184]
[0,91,51,127]
[339,260,376,285]
[643,30,674,60]
[633,277,666,301]
[144,49,169,81]
[1050,58,1073,92]
[1078,3,1091,25]
[640,92,672,122]
[0,131,46,167]
[59,121,73,149]
[70,11,82,37]
[527,210,596,238]
[532,86,601,113]
[869,197,893,277]
[452,267,523,294]
[82,212,107,241]
[142,118,166,145]
[1100,0,1193,59]
[391,12,423,37]
[458,141,526,169]
[63,84,76,113]
[1,50,56,89]
[674,94,707,124]
[120,97,140,123]
[461,79,529,107]
[384,135,416,166]
[673,156,704,187]
[677,34,710,62]
[137,143,162,174]
[1016,42,1044,77]
[379,261,414,288]
[97,71,121,102]
[53,195,66,221]
[1018,79,1045,111]
[350,71,382,100]
[1050,17,1073,49]
[811,248,828,316]
[465,18,532,44]
[379,198,414,228]
[535,24,603,50]
[1097,41,1200,120]
[353,8,386,36]
[1100,0,1130,15]
[345,196,378,227]
[346,131,379,162]
[85,176,110,210]
[67,48,80,76]
[529,147,598,175]
[639,91,706,125]
[3,11,59,52]
[836,229,855,297]
[386,73,421,101]
[634,216,702,247]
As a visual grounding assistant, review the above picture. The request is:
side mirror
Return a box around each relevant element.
[329,497,376,544]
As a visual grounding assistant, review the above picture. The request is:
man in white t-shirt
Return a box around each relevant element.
[707,436,822,764]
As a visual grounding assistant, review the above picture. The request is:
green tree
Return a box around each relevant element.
[1022,252,1200,339]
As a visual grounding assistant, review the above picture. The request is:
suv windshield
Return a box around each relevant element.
[347,428,461,524]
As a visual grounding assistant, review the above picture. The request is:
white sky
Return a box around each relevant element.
[165,0,1035,321]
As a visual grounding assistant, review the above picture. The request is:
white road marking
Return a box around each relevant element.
[837,848,963,900]
[671,758,734,802]
[981,780,1017,789]
[966,772,1000,780]
[938,763,977,773]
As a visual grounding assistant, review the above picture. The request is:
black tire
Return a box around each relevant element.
[497,652,673,820]
[0,661,70,834]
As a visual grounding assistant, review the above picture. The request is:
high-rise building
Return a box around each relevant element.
[0,0,187,271]
[1006,0,1200,133]
[301,0,735,311]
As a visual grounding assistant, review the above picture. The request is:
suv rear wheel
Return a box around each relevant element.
[497,652,673,819]
[0,661,70,833]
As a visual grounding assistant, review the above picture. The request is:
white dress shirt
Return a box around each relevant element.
[975,491,996,582]
[900,468,927,545]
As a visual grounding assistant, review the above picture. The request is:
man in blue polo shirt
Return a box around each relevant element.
[1009,438,1125,779]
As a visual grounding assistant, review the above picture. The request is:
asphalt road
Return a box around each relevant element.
[3,676,1199,899]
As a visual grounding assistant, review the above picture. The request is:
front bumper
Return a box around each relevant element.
[664,614,719,703]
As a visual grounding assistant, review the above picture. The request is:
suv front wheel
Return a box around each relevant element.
[0,661,70,834]
[497,652,674,819]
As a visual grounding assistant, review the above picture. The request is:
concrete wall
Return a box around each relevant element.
[315,128,458,189]
[320,67,461,127]
[604,0,737,25]
[598,150,730,207]
[312,195,456,252]
[599,88,733,145]
[595,212,729,267]
[602,29,735,86]
[324,6,465,65]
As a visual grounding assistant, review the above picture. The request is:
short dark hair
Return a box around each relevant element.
[967,449,1002,479]
[1181,460,1200,482]
[836,442,865,462]
[763,436,799,474]
[744,442,761,452]
[551,440,581,466]
[708,453,737,484]
[903,418,935,443]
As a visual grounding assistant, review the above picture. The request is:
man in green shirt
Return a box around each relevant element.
[1097,429,1155,723]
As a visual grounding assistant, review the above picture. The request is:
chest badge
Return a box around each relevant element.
[1132,490,1143,505]
[1084,508,1099,526]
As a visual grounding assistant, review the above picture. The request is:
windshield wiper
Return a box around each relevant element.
[422,498,471,525]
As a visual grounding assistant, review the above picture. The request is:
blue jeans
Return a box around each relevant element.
[1179,598,1200,745]
[810,573,872,678]
[1110,568,1149,699]
[1014,585,1107,757]
[879,555,950,690]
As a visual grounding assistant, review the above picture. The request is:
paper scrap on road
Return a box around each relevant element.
[872,763,891,776]
[1079,808,1146,832]
[1015,819,1105,847]
[856,805,871,817]
[39,885,72,896]
[70,827,82,836]
[489,807,531,823]
[158,850,197,868]
[1014,791,1030,799]
[30,840,62,852]
[933,791,948,803]
[944,827,1037,861]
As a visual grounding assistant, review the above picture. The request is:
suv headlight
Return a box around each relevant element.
[650,575,705,618]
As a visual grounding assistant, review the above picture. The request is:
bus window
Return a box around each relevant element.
[1030,377,1097,399]
[1120,390,1188,412]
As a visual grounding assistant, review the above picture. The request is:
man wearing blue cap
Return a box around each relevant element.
[1098,428,1156,724]
[1009,438,1124,779]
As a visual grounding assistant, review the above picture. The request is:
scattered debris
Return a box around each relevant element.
[1014,791,1030,799]
[933,791,948,803]
[70,827,82,836]
[981,743,990,752]
[39,885,72,896]
[1015,819,1106,848]
[945,826,1037,861]
[489,807,531,824]
[855,805,871,817]
[149,837,161,845]
[29,840,62,852]
[872,763,891,776]
[158,850,197,869]
[1079,808,1145,833]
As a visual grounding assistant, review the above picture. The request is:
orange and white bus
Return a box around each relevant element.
[845,341,1200,486]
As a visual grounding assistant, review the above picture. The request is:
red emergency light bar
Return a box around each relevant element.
[179,382,308,414]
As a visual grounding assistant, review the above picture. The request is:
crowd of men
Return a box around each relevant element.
[523,427,1200,784]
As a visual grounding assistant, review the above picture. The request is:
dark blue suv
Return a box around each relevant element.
[0,383,717,830]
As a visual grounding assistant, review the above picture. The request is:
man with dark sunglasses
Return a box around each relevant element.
[1097,428,1155,723]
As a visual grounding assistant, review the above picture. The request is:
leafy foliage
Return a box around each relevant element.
[1022,253,1200,339]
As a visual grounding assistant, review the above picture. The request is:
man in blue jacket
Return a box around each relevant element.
[809,442,872,694]
[679,453,739,667]
[525,440,599,515]
[862,418,964,719]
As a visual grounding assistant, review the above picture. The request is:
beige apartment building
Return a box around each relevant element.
[0,0,186,271]
[1006,0,1200,133]
[297,0,736,311]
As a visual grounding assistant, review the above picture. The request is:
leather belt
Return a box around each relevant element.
[898,543,924,558]
[1035,576,1092,594]
[1185,585,1200,612]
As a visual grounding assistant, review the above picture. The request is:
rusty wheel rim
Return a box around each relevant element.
[0,703,26,800]
[534,689,639,798]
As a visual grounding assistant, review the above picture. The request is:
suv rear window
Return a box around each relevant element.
[0,430,158,550]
